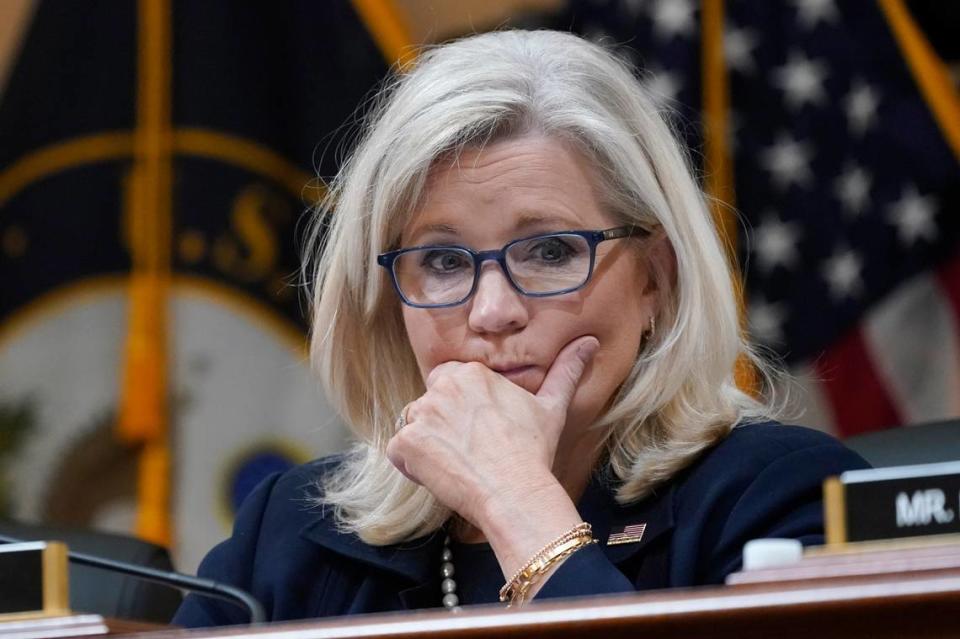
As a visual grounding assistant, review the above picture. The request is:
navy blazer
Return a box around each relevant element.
[173,422,869,626]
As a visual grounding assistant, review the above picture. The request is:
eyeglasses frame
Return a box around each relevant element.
[376,225,651,309]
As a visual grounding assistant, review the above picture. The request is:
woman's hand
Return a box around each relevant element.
[385,335,599,529]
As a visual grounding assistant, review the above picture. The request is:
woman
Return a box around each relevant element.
[174,30,868,625]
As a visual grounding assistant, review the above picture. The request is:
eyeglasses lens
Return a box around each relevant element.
[393,233,591,306]
[505,233,591,294]
[393,247,475,306]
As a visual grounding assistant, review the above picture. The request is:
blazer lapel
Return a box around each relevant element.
[577,470,676,567]
[299,516,443,586]
[397,579,443,610]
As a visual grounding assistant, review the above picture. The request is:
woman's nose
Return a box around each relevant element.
[467,264,529,334]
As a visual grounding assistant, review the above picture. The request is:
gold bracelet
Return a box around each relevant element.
[502,522,591,591]
[499,522,597,606]
[508,536,596,606]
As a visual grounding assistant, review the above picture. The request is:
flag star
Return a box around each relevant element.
[887,184,938,246]
[844,80,880,136]
[760,133,815,190]
[822,247,863,300]
[644,68,683,105]
[749,298,787,344]
[650,0,696,40]
[834,164,872,217]
[773,51,829,110]
[792,0,840,28]
[752,213,802,273]
[725,26,759,75]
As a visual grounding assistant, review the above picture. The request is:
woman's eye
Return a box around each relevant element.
[423,250,469,272]
[530,238,574,262]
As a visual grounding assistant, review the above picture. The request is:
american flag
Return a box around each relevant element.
[564,0,960,438]
[607,522,648,545]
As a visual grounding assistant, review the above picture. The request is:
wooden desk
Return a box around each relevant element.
[6,553,959,639]
[128,569,960,639]
[0,615,162,639]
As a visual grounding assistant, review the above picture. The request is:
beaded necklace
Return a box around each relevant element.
[440,535,462,611]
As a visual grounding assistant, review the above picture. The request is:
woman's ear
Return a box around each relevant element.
[642,230,677,295]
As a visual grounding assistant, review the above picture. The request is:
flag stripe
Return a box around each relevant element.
[935,254,960,335]
[864,272,960,424]
[785,363,838,436]
[815,328,902,437]
[935,254,960,418]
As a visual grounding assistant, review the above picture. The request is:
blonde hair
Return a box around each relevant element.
[304,30,782,545]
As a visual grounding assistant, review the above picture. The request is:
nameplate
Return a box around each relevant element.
[824,461,960,545]
[0,541,69,619]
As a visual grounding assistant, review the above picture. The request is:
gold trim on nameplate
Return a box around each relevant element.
[823,476,848,546]
[0,541,70,620]
[606,523,647,546]
[42,542,70,615]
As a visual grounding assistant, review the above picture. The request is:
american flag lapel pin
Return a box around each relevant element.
[606,522,647,546]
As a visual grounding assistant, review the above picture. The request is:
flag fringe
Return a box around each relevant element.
[351,0,417,69]
[116,0,173,548]
[879,0,960,163]
[701,0,759,393]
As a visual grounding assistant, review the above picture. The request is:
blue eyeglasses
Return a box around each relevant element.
[376,226,649,308]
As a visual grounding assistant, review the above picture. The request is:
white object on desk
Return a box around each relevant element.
[742,538,804,570]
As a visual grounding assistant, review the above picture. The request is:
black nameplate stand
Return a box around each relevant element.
[0,541,69,621]
[825,461,960,545]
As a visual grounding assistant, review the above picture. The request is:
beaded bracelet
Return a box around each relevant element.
[499,522,597,606]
